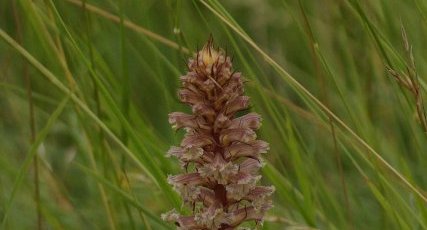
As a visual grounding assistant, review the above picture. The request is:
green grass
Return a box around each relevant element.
[1,0,427,229]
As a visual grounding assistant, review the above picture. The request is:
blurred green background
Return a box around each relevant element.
[1,0,427,229]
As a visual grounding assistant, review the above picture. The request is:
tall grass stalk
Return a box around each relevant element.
[1,0,427,229]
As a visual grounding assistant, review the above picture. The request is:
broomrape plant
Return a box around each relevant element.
[162,37,274,230]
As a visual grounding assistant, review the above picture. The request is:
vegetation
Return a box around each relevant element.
[1,0,427,229]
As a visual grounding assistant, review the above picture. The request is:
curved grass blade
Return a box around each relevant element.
[1,95,70,228]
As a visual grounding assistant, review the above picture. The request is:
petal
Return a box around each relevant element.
[184,83,205,96]
[175,216,202,229]
[182,133,213,148]
[168,174,207,203]
[168,173,205,187]
[199,156,238,185]
[195,206,231,229]
[168,112,197,130]
[181,74,216,97]
[224,96,250,115]
[224,140,269,159]
[228,205,270,227]
[161,212,207,229]
[192,103,216,121]
[178,88,203,105]
[226,173,261,201]
[226,183,252,201]
[251,194,274,212]
[166,146,204,162]
[220,128,256,146]
[250,140,270,153]
[182,147,204,162]
[229,113,262,130]
[238,158,263,175]
[244,186,275,201]
[233,173,261,185]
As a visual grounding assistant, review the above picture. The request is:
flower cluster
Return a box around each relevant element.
[162,38,274,230]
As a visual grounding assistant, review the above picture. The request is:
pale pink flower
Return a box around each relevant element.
[163,37,273,229]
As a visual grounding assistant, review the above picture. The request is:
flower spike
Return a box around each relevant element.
[163,37,274,230]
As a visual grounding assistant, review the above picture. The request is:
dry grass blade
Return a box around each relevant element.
[198,0,427,203]
[4,0,427,228]
[64,0,427,204]
[65,0,190,54]
[0,27,158,187]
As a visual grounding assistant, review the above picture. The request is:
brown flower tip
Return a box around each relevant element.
[163,37,274,230]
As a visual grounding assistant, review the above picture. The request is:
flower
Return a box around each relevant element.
[163,37,274,229]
